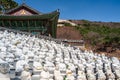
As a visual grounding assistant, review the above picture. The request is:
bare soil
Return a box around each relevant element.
[57,26,82,40]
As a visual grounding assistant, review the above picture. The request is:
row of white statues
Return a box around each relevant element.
[0,29,120,80]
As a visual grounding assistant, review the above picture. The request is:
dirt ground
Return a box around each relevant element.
[57,26,82,40]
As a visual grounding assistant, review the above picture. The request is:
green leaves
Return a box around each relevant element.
[0,0,18,13]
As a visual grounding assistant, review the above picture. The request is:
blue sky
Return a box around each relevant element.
[16,0,120,22]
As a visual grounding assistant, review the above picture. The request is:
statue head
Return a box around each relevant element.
[0,62,9,74]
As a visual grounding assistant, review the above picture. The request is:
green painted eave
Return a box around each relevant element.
[0,11,59,20]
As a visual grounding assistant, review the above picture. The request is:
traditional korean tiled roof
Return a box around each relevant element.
[0,10,59,20]
[5,3,42,15]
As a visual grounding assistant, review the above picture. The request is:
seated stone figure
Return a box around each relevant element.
[0,61,10,80]
[66,67,75,80]
[0,62,9,74]
[40,67,50,80]
[21,65,31,80]
[16,59,28,72]
[112,64,120,79]
[54,66,63,80]
[96,66,106,80]
[96,70,106,80]
[77,70,87,80]
[86,70,96,80]
[104,64,115,80]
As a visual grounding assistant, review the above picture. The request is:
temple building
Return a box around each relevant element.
[0,3,60,38]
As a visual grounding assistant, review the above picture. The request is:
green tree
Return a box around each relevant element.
[0,0,18,14]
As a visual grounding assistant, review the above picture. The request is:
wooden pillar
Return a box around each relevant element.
[2,20,5,27]
[27,20,30,32]
[9,20,12,28]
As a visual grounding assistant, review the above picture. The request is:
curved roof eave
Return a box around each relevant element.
[5,3,42,15]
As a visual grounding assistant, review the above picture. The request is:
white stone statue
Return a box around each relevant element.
[21,65,31,80]
[40,67,50,80]
[54,66,63,80]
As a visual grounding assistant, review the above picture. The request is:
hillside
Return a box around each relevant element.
[57,20,120,58]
